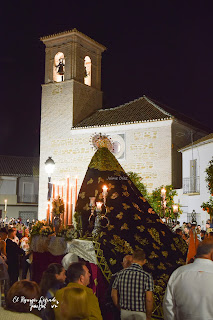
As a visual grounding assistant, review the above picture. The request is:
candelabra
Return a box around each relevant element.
[161,187,179,226]
[89,185,110,237]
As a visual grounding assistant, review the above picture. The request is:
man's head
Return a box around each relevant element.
[132,249,146,266]
[201,230,206,238]
[122,255,133,269]
[208,232,213,239]
[12,227,17,235]
[196,240,213,260]
[191,222,197,229]
[67,262,91,287]
[184,227,189,234]
[175,228,182,236]
[8,229,15,239]
[0,228,8,240]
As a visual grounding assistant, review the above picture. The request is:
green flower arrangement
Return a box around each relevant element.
[52,196,64,216]
[64,227,78,241]
[56,226,68,237]
[74,211,82,232]
[30,220,45,236]
[40,225,54,237]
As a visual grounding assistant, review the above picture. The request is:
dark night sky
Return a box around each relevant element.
[1,1,213,156]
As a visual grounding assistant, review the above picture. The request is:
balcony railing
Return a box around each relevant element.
[17,194,38,204]
[183,176,200,194]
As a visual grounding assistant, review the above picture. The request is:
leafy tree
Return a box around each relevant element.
[127,171,148,198]
[127,172,181,219]
[201,158,213,216]
[205,158,213,195]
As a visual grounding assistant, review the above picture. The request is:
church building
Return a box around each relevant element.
[38,29,208,219]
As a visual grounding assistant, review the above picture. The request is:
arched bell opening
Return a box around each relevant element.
[53,52,65,82]
[84,56,91,86]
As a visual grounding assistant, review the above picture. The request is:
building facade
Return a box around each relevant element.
[38,29,209,220]
[0,156,39,223]
[175,133,213,229]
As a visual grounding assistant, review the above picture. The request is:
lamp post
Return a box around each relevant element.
[45,157,55,201]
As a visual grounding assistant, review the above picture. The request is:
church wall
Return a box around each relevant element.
[73,81,103,126]
[38,120,172,219]
[123,121,172,191]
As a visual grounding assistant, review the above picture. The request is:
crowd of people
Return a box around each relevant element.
[0,218,213,319]
[171,219,213,242]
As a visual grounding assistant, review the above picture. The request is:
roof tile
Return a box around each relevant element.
[0,156,39,177]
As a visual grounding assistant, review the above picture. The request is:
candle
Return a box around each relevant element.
[57,184,60,197]
[75,177,78,206]
[96,202,103,211]
[62,185,64,198]
[161,187,166,197]
[47,201,50,223]
[68,186,73,225]
[65,177,69,226]
[102,185,108,195]
[4,199,7,212]
[102,185,108,205]
[89,197,96,207]
[53,184,55,199]
[173,204,178,213]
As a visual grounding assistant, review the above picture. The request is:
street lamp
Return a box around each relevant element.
[45,157,55,200]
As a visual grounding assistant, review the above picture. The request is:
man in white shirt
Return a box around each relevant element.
[163,240,213,320]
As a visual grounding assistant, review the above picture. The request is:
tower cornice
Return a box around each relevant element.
[40,28,106,52]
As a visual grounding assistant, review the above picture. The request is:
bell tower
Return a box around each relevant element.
[40,28,106,127]
[38,30,106,219]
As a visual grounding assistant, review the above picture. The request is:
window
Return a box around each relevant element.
[84,56,91,86]
[53,52,65,82]
[183,159,200,194]
[22,182,34,203]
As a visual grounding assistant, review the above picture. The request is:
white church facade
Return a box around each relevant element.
[38,29,208,220]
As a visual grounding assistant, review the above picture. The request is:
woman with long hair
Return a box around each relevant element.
[40,263,66,320]
[61,287,89,320]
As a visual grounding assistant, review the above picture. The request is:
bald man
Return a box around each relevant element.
[163,240,213,320]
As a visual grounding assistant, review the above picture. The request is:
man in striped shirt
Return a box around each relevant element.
[111,249,154,320]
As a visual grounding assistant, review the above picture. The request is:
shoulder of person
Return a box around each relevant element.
[168,263,193,281]
[84,286,95,295]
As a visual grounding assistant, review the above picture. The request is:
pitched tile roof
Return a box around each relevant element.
[179,133,213,152]
[0,156,39,177]
[73,95,210,133]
